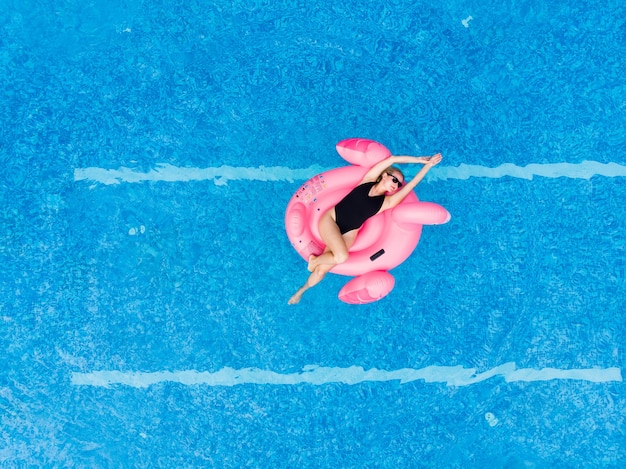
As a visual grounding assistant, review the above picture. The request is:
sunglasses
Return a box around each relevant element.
[387,173,403,187]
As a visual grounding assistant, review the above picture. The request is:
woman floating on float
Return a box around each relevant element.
[285,138,450,305]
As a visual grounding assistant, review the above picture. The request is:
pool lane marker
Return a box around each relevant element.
[430,161,626,181]
[74,161,626,186]
[73,164,328,186]
[70,363,622,388]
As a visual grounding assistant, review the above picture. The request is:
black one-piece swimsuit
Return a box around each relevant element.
[334,182,385,234]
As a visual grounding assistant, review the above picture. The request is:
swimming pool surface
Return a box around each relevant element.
[2,0,625,467]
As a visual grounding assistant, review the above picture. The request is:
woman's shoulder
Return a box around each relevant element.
[358,178,378,186]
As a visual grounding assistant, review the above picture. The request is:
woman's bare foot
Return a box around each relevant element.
[288,287,305,305]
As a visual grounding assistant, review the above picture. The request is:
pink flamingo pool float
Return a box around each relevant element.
[285,138,450,304]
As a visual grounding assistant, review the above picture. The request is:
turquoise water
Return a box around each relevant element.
[2,0,625,467]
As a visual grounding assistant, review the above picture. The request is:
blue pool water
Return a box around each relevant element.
[2,0,625,467]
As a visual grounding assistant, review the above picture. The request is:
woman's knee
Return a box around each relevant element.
[333,250,349,264]
[312,267,326,281]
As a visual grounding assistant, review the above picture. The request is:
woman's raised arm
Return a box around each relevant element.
[360,155,432,183]
[381,153,442,210]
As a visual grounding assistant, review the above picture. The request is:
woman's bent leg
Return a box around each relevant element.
[289,230,357,304]
[308,212,351,271]
[288,263,333,305]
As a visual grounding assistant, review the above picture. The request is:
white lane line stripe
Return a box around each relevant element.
[431,161,626,181]
[73,164,328,186]
[74,161,626,185]
[70,363,622,388]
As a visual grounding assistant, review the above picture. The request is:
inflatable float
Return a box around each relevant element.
[285,138,450,304]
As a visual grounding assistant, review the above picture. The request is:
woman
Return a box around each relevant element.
[288,152,442,304]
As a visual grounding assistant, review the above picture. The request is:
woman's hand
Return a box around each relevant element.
[424,153,442,166]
